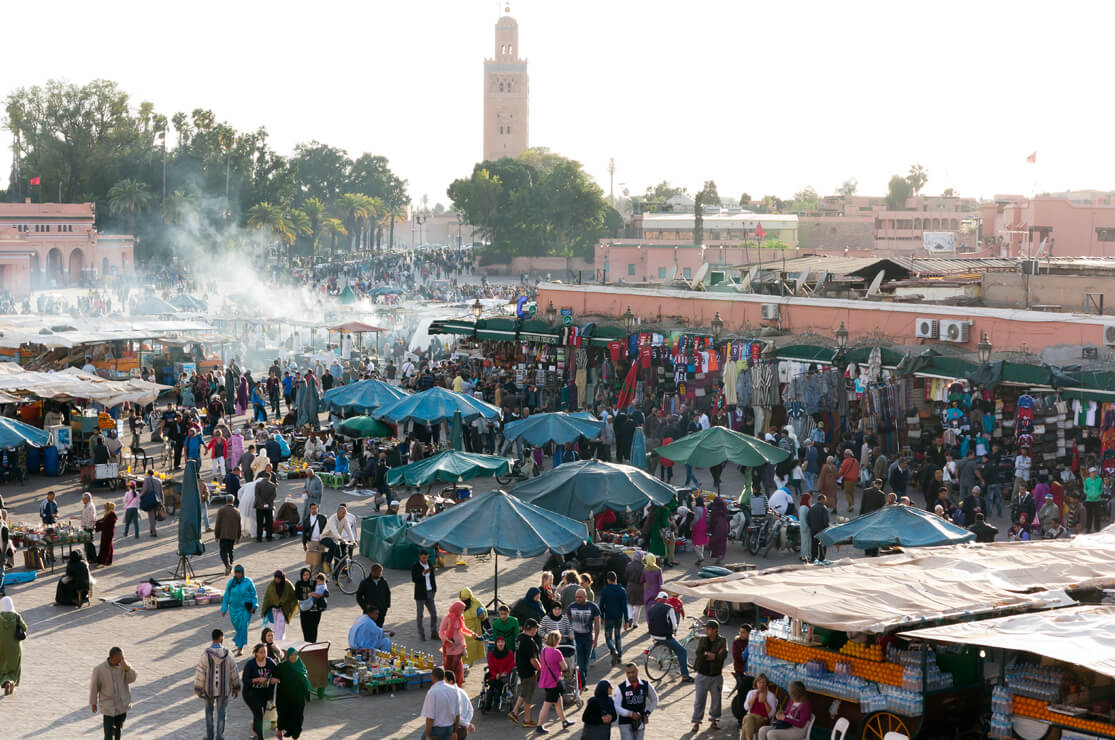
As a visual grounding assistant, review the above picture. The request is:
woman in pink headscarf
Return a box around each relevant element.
[438,600,478,685]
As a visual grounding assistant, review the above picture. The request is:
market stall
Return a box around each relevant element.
[901,606,1115,739]
[329,644,438,696]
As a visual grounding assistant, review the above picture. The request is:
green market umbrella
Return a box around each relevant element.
[654,425,790,468]
[323,378,410,414]
[817,504,976,550]
[385,449,511,488]
[339,415,395,438]
[376,386,501,426]
[177,459,205,559]
[503,412,604,446]
[450,410,463,451]
[511,459,675,519]
[406,489,586,605]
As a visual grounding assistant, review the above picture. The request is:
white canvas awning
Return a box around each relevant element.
[0,363,171,407]
[667,528,1115,633]
[899,606,1115,679]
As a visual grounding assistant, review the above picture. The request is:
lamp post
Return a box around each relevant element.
[622,306,635,334]
[978,331,992,364]
[710,312,723,343]
[545,300,557,327]
[834,321,849,363]
[472,299,483,319]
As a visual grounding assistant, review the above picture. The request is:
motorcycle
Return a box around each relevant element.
[763,511,801,557]
[496,447,537,485]
[745,514,772,555]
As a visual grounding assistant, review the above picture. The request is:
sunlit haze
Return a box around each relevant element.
[3,0,1114,203]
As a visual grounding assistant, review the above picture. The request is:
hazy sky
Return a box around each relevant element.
[3,0,1114,205]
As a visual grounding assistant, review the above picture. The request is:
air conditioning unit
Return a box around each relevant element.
[915,318,939,339]
[760,304,780,320]
[1103,325,1115,347]
[940,320,970,343]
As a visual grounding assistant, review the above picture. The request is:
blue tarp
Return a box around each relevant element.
[503,412,604,446]
[376,386,501,425]
[511,459,676,519]
[406,489,586,557]
[385,450,510,488]
[0,417,51,448]
[817,504,976,550]
[323,379,410,414]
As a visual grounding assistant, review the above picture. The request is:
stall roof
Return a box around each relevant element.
[899,606,1115,679]
[668,528,1115,634]
[0,363,171,407]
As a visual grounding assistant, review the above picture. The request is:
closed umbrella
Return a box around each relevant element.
[450,410,463,451]
[385,450,510,488]
[512,459,675,519]
[376,386,501,426]
[338,416,394,439]
[176,459,205,576]
[817,504,976,550]
[407,489,586,605]
[0,417,51,448]
[503,412,604,447]
[323,378,409,414]
[296,376,322,427]
[654,425,790,468]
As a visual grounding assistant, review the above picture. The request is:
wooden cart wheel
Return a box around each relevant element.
[862,712,912,740]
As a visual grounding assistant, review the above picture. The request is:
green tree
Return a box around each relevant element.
[838,178,858,196]
[698,180,721,206]
[739,193,752,207]
[906,164,928,195]
[333,193,374,253]
[886,175,914,210]
[247,202,289,251]
[106,178,152,235]
[942,187,956,198]
[790,186,819,213]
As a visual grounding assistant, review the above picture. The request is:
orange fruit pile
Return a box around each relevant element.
[839,641,884,662]
[1012,696,1115,735]
[766,637,903,686]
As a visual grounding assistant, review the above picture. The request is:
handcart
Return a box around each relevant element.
[276,639,332,699]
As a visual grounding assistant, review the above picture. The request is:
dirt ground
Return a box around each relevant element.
[0,417,924,739]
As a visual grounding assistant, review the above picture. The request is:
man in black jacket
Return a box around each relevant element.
[356,563,391,627]
[806,494,831,562]
[968,512,999,542]
[860,479,888,558]
[412,550,438,641]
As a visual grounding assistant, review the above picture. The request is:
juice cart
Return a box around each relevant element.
[901,605,1115,740]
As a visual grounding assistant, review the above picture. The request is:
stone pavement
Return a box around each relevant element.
[0,427,1011,739]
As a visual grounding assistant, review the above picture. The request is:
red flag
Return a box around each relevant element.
[1026,152,1036,164]
[28,177,40,186]
[616,361,639,410]
[755,222,766,240]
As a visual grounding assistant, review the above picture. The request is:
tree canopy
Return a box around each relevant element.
[447,150,614,260]
[886,175,914,210]
[3,78,409,261]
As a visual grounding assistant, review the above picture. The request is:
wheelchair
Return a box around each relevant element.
[476,664,519,714]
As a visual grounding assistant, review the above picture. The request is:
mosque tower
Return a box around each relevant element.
[483,5,529,161]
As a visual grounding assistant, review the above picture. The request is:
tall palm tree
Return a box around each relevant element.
[320,217,347,260]
[106,179,153,235]
[301,197,327,258]
[333,193,372,254]
[247,202,289,258]
[285,208,312,266]
[161,189,197,226]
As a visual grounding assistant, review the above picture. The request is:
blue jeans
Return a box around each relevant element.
[123,508,141,538]
[987,484,1003,517]
[656,636,690,676]
[684,465,700,488]
[204,697,227,740]
[573,631,593,688]
[802,472,816,492]
[604,618,623,657]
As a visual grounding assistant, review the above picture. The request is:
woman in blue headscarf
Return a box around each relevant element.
[220,564,258,656]
[581,679,617,738]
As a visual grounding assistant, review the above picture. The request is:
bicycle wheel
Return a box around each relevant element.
[643,641,674,681]
[711,600,731,624]
[684,636,699,670]
[336,558,367,595]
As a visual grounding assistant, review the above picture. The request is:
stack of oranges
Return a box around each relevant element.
[767,637,903,686]
[1012,695,1115,735]
[839,641,884,662]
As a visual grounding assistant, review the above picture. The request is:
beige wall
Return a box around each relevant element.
[798,216,874,252]
[982,272,1115,313]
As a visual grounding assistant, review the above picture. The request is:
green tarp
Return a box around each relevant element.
[359,514,421,570]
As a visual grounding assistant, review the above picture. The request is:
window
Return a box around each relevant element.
[499,82,504,92]
[1097,228,1115,242]
[683,267,692,279]
[627,263,636,276]
[499,126,504,134]
[506,126,511,135]
[658,267,667,279]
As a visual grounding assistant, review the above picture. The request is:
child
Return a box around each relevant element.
[490,604,520,647]
[483,636,515,711]
[312,573,329,609]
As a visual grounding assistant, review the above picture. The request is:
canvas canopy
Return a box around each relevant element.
[0,363,170,407]
[668,529,1115,634]
[899,606,1115,679]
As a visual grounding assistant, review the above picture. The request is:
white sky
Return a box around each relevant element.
[2,0,1114,206]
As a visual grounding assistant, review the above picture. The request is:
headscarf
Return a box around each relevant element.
[590,680,616,719]
[643,553,659,571]
[458,587,474,609]
[0,596,13,613]
[283,646,312,695]
[447,600,466,631]
[710,495,729,517]
[799,492,812,509]
[233,564,245,583]
[491,636,511,661]
[523,587,545,618]
[633,550,645,563]
[273,570,288,597]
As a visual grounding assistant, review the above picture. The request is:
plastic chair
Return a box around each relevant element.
[882,733,909,740]
[803,716,815,739]
[831,717,851,740]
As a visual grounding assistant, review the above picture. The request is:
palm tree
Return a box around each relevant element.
[301,197,327,257]
[247,202,289,258]
[161,189,197,226]
[106,179,153,235]
[333,193,373,254]
[285,208,312,266]
[320,217,347,260]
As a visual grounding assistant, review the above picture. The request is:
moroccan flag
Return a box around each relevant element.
[616,361,639,410]
[1026,152,1036,164]
[755,222,766,240]
[29,177,40,185]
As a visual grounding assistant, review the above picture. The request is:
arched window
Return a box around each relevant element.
[499,126,504,135]
[507,126,511,135]
[508,45,513,55]
[499,82,504,92]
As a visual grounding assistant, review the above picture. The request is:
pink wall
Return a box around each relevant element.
[982,197,1115,257]
[538,284,1108,355]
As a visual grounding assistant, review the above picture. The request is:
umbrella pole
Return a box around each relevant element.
[486,550,502,611]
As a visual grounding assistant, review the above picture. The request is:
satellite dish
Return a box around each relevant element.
[1033,237,1049,260]
[692,262,710,290]
[794,267,810,296]
[666,265,677,282]
[809,270,828,296]
[737,265,759,293]
[865,269,886,297]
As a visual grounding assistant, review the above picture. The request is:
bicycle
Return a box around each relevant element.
[643,616,706,681]
[313,542,367,595]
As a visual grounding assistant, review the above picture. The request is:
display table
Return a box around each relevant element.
[329,645,436,696]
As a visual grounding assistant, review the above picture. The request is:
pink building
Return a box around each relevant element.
[0,200,135,297]
[979,196,1115,258]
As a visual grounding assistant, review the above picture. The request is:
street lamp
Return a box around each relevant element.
[978,331,992,364]
[545,300,557,327]
[834,321,849,363]
[472,299,483,319]
[710,312,723,343]
[622,306,635,333]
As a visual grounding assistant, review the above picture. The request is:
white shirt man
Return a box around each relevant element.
[768,487,794,517]
[420,669,460,738]
[698,412,711,431]
[402,360,416,379]
[323,508,357,543]
[81,493,98,530]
